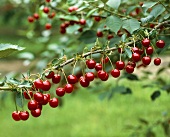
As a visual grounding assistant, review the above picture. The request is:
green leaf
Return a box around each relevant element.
[15,92,24,108]
[121,34,126,42]
[151,90,161,101]
[140,15,154,24]
[124,48,132,58]
[150,4,165,19]
[17,52,34,60]
[101,0,108,3]
[106,16,122,34]
[58,15,79,21]
[122,19,140,34]
[78,30,97,44]
[86,8,98,18]
[18,80,32,88]
[66,24,80,34]
[0,44,24,58]
[106,0,121,10]
[142,2,157,13]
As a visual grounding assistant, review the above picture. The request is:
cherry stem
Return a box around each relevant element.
[62,69,68,84]
[107,55,114,69]
[14,93,18,112]
[72,60,77,75]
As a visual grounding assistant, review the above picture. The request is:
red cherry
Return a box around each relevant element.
[12,111,21,121]
[27,16,34,23]
[94,16,101,22]
[142,56,151,65]
[28,100,38,110]
[34,79,43,89]
[95,63,102,71]
[127,61,136,68]
[23,91,33,99]
[43,7,50,13]
[125,65,134,73]
[78,28,83,32]
[44,93,50,101]
[132,47,139,54]
[33,13,39,20]
[97,31,103,37]
[46,0,51,2]
[142,38,150,47]
[101,73,109,81]
[150,24,155,28]
[135,8,141,14]
[116,61,125,70]
[37,102,43,110]
[138,48,144,55]
[68,7,78,12]
[107,34,114,40]
[60,23,66,29]
[156,40,165,48]
[85,72,95,82]
[19,111,29,121]
[56,87,65,97]
[34,92,44,103]
[42,80,51,91]
[101,57,109,64]
[40,94,49,105]
[45,23,52,30]
[49,98,59,108]
[52,74,61,84]
[154,58,161,66]
[111,69,120,78]
[86,59,96,69]
[79,19,86,25]
[146,46,153,55]
[45,71,54,79]
[79,76,90,87]
[60,28,66,34]
[97,70,109,81]
[132,53,141,62]
[67,75,78,84]
[31,108,41,117]
[64,84,74,93]
[48,12,56,18]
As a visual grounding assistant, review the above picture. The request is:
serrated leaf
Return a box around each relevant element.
[78,30,97,44]
[106,0,121,10]
[59,15,79,21]
[142,2,157,13]
[125,48,132,58]
[140,15,154,24]
[0,44,24,58]
[151,90,161,101]
[150,4,165,19]
[15,92,24,108]
[66,24,80,34]
[122,19,140,34]
[106,16,122,34]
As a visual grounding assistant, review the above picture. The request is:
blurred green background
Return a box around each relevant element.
[0,0,170,137]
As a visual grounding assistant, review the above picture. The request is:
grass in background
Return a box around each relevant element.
[0,79,169,137]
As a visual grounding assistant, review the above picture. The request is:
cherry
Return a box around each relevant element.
[43,7,50,14]
[23,90,33,99]
[78,28,83,32]
[85,72,95,82]
[101,57,109,64]
[19,111,29,121]
[31,108,41,117]
[132,47,139,54]
[37,102,43,110]
[146,46,153,55]
[142,56,151,65]
[135,8,141,14]
[111,69,120,78]
[46,0,51,2]
[86,59,96,69]
[116,61,125,70]
[34,79,43,89]
[33,13,39,20]
[132,53,141,62]
[79,19,86,25]
[45,23,52,30]
[94,16,101,22]
[138,48,144,55]
[125,65,134,73]
[154,58,161,66]
[67,75,78,84]
[60,28,66,34]
[139,2,143,6]
[12,111,21,121]
[127,61,136,68]
[45,71,54,79]
[27,16,34,23]
[48,12,56,18]
[156,40,165,48]
[44,93,50,101]
[100,72,109,81]
[42,80,51,91]
[28,100,38,110]
[34,92,44,103]
[49,98,59,108]
[79,76,90,87]
[97,70,107,80]
[142,38,150,47]
[68,6,78,12]
[56,87,65,97]
[64,84,74,93]
[95,63,102,71]
[52,74,61,84]
[107,34,114,40]
[97,31,103,37]
[150,24,155,28]
[40,94,49,105]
